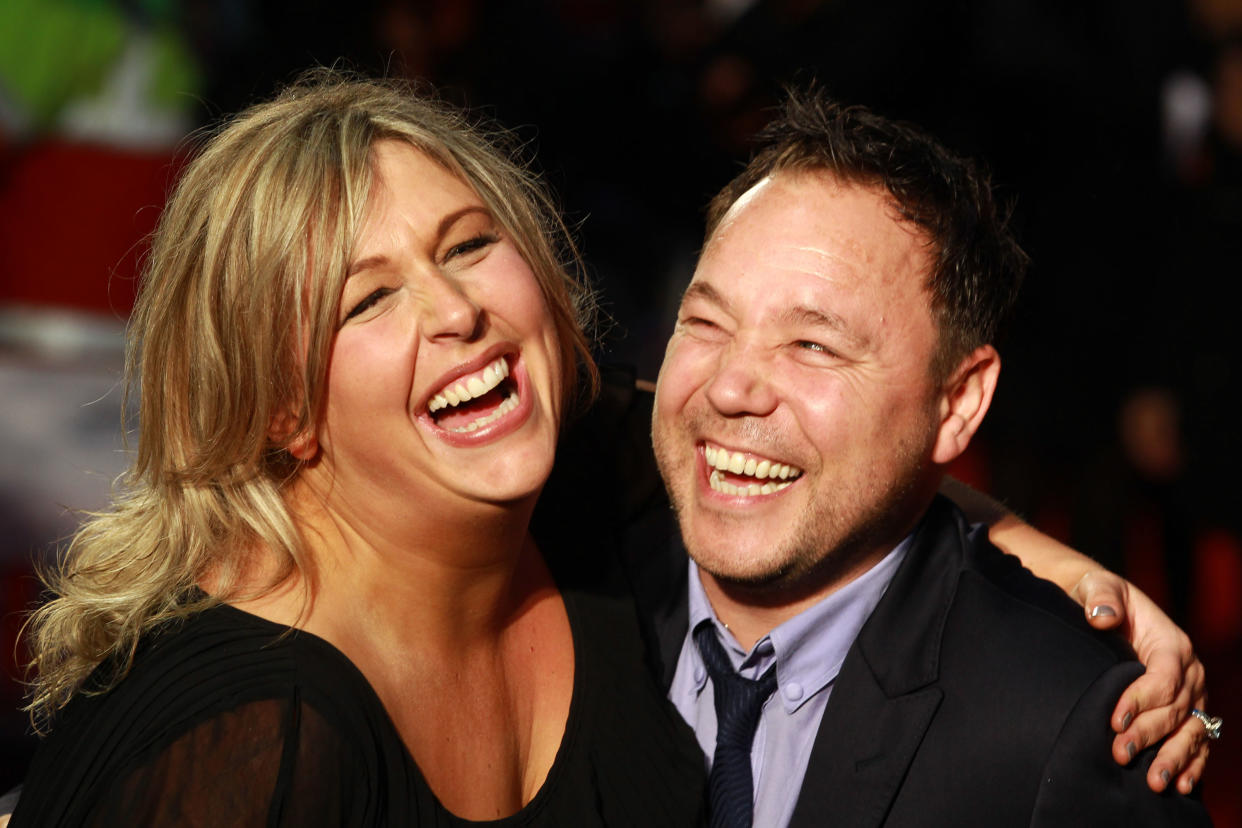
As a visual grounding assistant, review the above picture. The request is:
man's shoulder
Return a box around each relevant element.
[863,496,1143,736]
[920,508,1212,827]
[942,501,1136,674]
[913,501,1143,795]
[824,499,1183,827]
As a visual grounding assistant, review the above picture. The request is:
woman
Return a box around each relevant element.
[12,72,1205,825]
[15,71,706,826]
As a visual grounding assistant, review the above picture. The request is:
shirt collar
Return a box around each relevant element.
[685,535,912,713]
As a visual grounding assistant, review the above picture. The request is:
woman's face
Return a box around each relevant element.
[304,140,563,520]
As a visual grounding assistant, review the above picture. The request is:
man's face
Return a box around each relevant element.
[652,171,947,595]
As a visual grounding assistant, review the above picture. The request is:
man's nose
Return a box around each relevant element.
[704,342,779,417]
[423,273,484,342]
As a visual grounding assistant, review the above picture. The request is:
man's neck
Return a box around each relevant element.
[693,478,942,649]
[697,544,896,651]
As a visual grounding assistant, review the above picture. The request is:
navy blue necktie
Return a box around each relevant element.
[694,622,778,828]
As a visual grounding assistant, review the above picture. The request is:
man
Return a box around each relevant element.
[643,90,1213,826]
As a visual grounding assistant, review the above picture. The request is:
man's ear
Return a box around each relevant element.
[268,409,319,461]
[931,345,1000,465]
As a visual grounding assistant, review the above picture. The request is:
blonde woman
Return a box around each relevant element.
[12,72,1207,825]
[14,72,706,826]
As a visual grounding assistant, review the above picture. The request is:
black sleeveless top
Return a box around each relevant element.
[12,370,707,827]
[12,554,705,826]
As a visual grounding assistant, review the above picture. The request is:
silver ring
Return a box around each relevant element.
[1190,708,1222,741]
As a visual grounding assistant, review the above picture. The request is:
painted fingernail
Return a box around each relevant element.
[1090,605,1117,618]
[1121,712,1132,730]
[1161,770,1171,787]
[1126,742,1136,761]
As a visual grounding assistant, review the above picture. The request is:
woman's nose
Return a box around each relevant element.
[424,274,484,342]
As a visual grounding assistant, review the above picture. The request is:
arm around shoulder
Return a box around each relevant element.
[943,476,1209,792]
[1030,660,1211,827]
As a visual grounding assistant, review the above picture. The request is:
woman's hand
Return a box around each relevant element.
[1072,571,1208,793]
[942,478,1211,795]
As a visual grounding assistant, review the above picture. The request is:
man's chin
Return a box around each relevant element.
[687,538,812,596]
[700,559,795,590]
[696,554,845,611]
[690,526,896,609]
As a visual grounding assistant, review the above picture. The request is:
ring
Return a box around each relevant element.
[1190,709,1223,741]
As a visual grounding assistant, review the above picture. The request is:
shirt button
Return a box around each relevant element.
[783,682,804,701]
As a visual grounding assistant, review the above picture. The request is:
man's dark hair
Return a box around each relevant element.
[705,87,1028,382]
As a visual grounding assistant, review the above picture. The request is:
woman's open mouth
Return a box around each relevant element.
[427,356,521,434]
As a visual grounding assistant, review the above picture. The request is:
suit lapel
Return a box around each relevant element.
[789,498,967,828]
[790,676,942,827]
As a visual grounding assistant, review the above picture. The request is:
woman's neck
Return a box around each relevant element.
[230,476,573,820]
[248,474,543,648]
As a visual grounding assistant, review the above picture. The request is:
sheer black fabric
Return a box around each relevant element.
[14,572,705,826]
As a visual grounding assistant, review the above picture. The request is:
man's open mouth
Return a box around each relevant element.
[703,442,803,497]
[427,357,519,433]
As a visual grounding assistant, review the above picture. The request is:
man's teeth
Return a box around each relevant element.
[705,446,799,486]
[428,358,510,414]
[709,470,789,496]
[704,444,802,497]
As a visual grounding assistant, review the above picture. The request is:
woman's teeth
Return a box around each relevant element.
[448,390,519,433]
[428,357,510,413]
[704,443,802,497]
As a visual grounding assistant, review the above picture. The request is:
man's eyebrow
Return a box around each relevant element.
[347,205,492,277]
[680,281,732,313]
[683,282,867,349]
[779,305,868,349]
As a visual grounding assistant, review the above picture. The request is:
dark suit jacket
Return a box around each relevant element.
[553,372,1209,826]
[634,496,1210,826]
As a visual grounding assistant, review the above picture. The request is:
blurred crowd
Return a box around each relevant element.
[2,0,1240,821]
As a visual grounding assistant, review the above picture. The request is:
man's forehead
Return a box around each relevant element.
[714,169,925,251]
[701,171,932,293]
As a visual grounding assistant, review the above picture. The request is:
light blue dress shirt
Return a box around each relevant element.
[669,537,911,828]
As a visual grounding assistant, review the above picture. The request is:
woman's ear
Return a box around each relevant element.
[931,345,1000,466]
[268,410,318,461]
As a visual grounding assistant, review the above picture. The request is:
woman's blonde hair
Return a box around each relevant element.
[25,69,598,725]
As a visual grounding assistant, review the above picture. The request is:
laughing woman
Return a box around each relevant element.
[11,72,1207,827]
[12,73,706,826]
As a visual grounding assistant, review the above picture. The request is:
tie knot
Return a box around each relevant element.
[693,623,778,712]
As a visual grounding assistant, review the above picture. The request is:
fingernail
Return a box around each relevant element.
[1090,605,1117,618]
[1121,712,1132,730]
[1186,777,1195,791]
[1126,742,1136,761]
[1161,770,1171,786]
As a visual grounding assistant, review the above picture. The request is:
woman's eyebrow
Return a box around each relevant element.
[347,254,389,278]
[437,204,491,236]
[347,206,493,277]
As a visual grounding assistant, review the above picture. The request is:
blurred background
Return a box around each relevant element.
[1,0,1239,820]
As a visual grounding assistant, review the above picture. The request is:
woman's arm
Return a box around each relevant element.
[942,477,1209,794]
